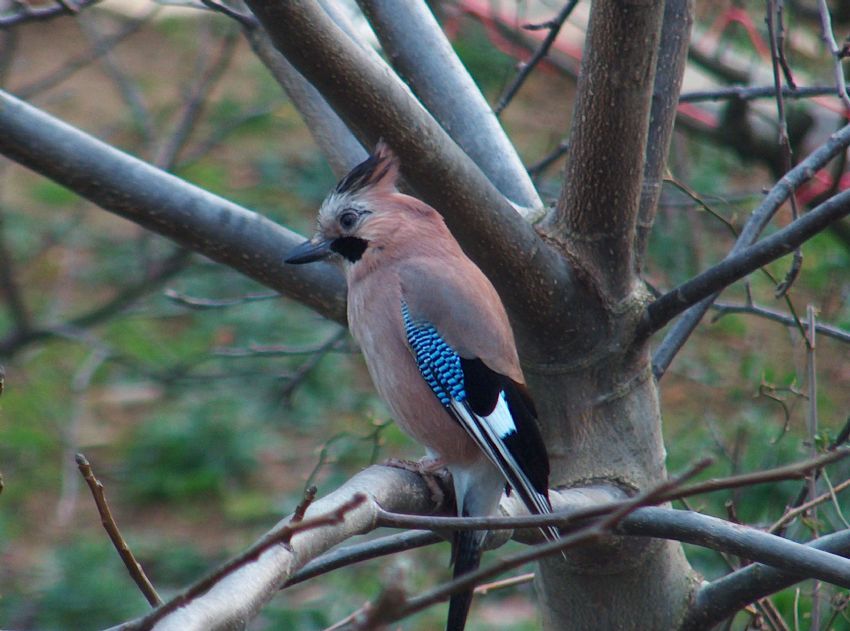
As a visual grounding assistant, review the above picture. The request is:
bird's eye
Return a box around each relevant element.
[339,211,358,230]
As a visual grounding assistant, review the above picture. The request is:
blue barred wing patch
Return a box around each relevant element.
[401,301,466,406]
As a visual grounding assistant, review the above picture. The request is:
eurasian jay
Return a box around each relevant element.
[286,143,554,631]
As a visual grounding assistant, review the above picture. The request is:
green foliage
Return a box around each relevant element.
[449,21,515,95]
[30,180,79,207]
[17,539,148,630]
[122,398,261,503]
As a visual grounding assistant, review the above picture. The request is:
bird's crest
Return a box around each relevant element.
[334,140,399,196]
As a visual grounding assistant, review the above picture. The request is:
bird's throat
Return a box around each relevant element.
[330,236,369,262]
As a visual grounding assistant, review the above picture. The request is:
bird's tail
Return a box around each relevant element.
[447,528,483,631]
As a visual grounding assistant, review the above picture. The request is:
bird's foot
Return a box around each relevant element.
[384,457,450,508]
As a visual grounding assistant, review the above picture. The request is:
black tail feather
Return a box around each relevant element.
[447,529,483,631]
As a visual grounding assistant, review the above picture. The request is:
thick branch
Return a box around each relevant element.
[546,0,665,301]
[111,466,444,631]
[619,508,850,589]
[635,0,693,271]
[641,188,850,336]
[681,529,850,630]
[0,90,347,324]
[241,0,573,336]
[243,27,367,179]
[357,0,542,213]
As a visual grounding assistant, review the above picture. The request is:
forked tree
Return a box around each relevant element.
[1,1,850,629]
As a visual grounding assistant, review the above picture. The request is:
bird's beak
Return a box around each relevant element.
[285,237,334,264]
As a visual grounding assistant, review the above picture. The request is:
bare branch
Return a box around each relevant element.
[76,453,162,607]
[770,477,850,534]
[494,0,580,117]
[285,530,441,587]
[680,84,850,103]
[108,466,445,631]
[241,0,572,335]
[153,28,240,170]
[711,301,850,343]
[0,248,191,357]
[0,0,101,27]
[198,0,257,29]
[816,0,850,112]
[545,0,665,302]
[0,90,348,325]
[15,7,156,99]
[621,508,850,588]
[640,187,850,338]
[243,27,366,178]
[651,120,850,378]
[635,0,693,271]
[164,288,279,310]
[681,529,850,630]
[358,0,543,213]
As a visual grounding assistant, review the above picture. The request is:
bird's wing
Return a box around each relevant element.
[400,268,557,537]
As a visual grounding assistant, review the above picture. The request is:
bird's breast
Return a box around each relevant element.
[347,272,479,465]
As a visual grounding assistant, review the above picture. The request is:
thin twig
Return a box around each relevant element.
[680,84,850,103]
[153,27,240,169]
[285,530,442,588]
[710,301,850,344]
[766,0,804,300]
[374,450,848,534]
[816,0,850,112]
[293,485,318,523]
[651,120,850,379]
[16,7,157,99]
[473,572,534,595]
[821,470,850,530]
[769,477,850,533]
[805,303,821,627]
[0,0,101,27]
[198,0,257,30]
[494,0,580,115]
[164,288,279,310]
[642,188,850,340]
[76,453,163,607]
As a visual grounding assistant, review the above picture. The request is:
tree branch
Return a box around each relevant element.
[243,26,367,179]
[619,508,850,589]
[681,529,850,630]
[711,301,850,344]
[679,84,850,103]
[0,0,101,27]
[651,120,850,379]
[640,187,850,337]
[635,0,693,272]
[0,90,347,324]
[241,0,572,338]
[544,0,665,302]
[285,530,442,587]
[357,0,543,213]
[493,0,580,117]
[110,466,446,631]
[77,453,162,607]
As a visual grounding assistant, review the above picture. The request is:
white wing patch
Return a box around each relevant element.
[449,400,556,540]
[484,393,517,438]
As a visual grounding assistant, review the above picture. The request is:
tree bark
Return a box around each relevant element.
[528,1,700,628]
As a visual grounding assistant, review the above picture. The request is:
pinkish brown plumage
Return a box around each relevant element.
[286,142,554,631]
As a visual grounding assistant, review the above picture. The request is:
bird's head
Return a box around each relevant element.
[285,141,402,266]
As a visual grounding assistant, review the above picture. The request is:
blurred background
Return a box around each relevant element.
[0,1,849,629]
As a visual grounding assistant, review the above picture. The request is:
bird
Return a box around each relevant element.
[285,142,555,630]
